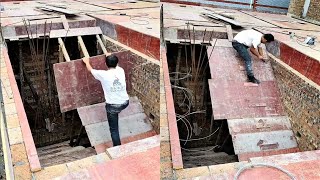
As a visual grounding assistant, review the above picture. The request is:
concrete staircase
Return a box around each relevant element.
[182,146,238,168]
[37,141,96,167]
[207,43,299,162]
[77,96,155,153]
[227,116,299,161]
[54,135,160,180]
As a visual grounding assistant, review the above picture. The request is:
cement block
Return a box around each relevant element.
[85,113,153,146]
[8,127,23,145]
[106,135,160,159]
[34,164,69,180]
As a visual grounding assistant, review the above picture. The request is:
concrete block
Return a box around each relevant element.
[11,143,28,164]
[106,135,159,159]
[85,113,153,146]
[14,162,32,180]
[6,114,20,129]
[8,127,23,145]
[34,164,69,180]
[4,103,17,115]
[176,166,210,180]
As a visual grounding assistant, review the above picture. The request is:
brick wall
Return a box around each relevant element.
[288,0,320,21]
[105,38,160,134]
[271,59,320,151]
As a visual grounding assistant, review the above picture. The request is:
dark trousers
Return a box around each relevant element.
[105,100,129,146]
[232,41,254,77]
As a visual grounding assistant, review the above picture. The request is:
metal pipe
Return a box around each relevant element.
[302,0,311,18]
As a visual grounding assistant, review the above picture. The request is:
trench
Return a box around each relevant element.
[6,35,99,167]
[166,43,238,168]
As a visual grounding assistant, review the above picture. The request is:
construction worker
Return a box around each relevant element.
[83,54,129,146]
[232,29,274,84]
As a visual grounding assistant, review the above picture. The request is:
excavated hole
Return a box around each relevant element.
[166,43,238,168]
[6,35,99,167]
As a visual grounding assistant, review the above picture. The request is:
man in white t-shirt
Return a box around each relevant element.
[83,54,129,146]
[232,29,274,84]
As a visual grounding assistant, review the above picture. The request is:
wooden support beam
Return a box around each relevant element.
[96,34,109,55]
[77,36,90,58]
[60,15,69,30]
[58,38,71,62]
[226,25,233,42]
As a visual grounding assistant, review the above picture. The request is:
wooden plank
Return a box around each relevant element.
[77,36,90,58]
[50,27,102,38]
[60,15,69,30]
[96,35,109,55]
[40,6,77,16]
[58,38,71,62]
[206,13,242,27]
[226,25,233,41]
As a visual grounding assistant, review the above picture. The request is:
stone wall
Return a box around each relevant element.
[288,0,320,21]
[271,57,320,151]
[105,37,160,134]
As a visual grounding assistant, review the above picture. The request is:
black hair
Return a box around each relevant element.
[263,34,274,42]
[106,54,118,68]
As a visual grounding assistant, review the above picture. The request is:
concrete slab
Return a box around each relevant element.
[107,135,160,159]
[209,80,285,119]
[208,46,275,82]
[85,113,153,146]
[232,130,298,154]
[56,146,160,180]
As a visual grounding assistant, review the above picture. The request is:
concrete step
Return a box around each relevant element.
[183,152,238,168]
[231,130,298,154]
[227,116,292,135]
[85,112,153,146]
[39,147,96,167]
[249,149,320,165]
[39,146,86,160]
[37,141,70,152]
[106,135,160,159]
[238,147,300,161]
[77,96,143,126]
[55,146,160,180]
[37,141,73,156]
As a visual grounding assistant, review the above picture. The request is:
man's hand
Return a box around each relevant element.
[258,55,266,62]
[82,57,90,64]
[82,57,93,72]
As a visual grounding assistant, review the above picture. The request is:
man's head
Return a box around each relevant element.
[261,34,274,44]
[106,54,118,68]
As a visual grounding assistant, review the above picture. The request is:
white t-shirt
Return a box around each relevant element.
[91,66,129,104]
[234,29,263,49]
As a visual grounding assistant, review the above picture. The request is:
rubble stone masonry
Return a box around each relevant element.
[105,37,160,134]
[271,57,320,151]
[288,0,320,21]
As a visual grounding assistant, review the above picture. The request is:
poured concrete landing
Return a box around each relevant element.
[227,116,299,161]
[55,146,160,180]
[207,46,285,120]
[107,135,160,159]
[77,97,154,151]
